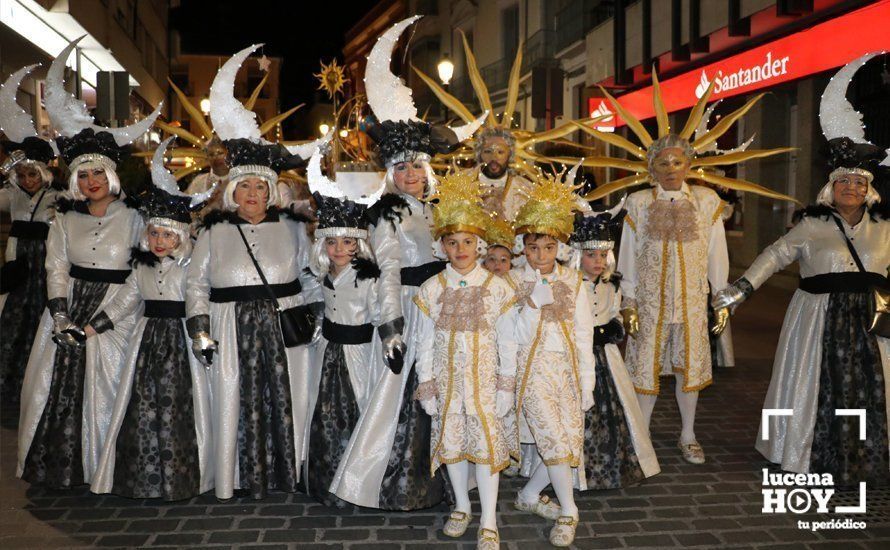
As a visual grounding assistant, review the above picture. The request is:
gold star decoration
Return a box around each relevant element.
[315,59,348,99]
[258,55,271,73]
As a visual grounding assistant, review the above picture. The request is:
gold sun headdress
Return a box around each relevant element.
[426,170,490,240]
[513,162,584,242]
[572,70,798,203]
[485,214,515,250]
[413,32,606,175]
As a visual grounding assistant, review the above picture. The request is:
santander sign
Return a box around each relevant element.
[589,0,890,127]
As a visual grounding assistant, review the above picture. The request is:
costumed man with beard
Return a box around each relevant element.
[0,66,61,405]
[580,71,796,465]
[476,126,532,221]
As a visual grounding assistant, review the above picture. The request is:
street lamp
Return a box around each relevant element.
[437,53,454,85]
[319,123,330,136]
[199,97,211,115]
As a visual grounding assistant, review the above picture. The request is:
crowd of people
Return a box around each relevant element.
[0,17,887,550]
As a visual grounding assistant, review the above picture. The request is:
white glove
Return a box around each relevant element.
[420,397,438,416]
[580,389,595,412]
[496,389,514,417]
[52,312,86,348]
[529,270,554,308]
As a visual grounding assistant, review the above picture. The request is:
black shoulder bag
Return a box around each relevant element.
[235,225,315,347]
[830,215,890,338]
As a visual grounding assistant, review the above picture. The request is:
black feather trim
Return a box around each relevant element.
[607,271,622,291]
[793,204,887,224]
[277,206,313,224]
[129,247,159,268]
[366,193,408,229]
[53,196,88,214]
[122,195,140,210]
[352,257,381,281]
[200,209,235,229]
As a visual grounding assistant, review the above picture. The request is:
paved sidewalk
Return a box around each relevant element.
[0,285,888,549]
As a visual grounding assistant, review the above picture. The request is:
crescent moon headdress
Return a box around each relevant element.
[46,37,162,172]
[0,64,56,176]
[815,52,887,206]
[575,69,797,204]
[570,195,626,251]
[208,45,308,188]
[309,132,385,239]
[139,137,216,231]
[364,16,486,168]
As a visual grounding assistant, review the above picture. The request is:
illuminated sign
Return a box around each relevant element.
[589,0,890,127]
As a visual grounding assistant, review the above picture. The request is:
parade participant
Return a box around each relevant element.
[714,53,890,486]
[482,215,515,278]
[186,45,322,500]
[506,165,595,547]
[0,65,60,404]
[17,37,160,487]
[328,16,484,510]
[579,71,795,465]
[91,139,216,500]
[569,200,660,489]
[413,171,517,549]
[303,141,392,506]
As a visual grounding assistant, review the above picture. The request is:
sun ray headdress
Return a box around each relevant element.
[571,69,797,204]
[425,170,490,240]
[412,31,606,175]
[513,161,584,243]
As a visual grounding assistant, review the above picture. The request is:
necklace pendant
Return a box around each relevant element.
[459,280,467,288]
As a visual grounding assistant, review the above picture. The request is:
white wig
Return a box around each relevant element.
[139,221,193,261]
[815,170,881,207]
[432,233,488,261]
[68,160,121,200]
[222,172,281,211]
[309,235,375,280]
[8,160,53,190]
[383,160,438,198]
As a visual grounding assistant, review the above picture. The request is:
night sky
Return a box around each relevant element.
[170,1,368,138]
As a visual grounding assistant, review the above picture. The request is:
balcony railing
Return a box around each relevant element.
[554,0,615,53]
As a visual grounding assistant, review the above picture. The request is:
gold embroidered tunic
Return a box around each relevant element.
[413,264,518,474]
[504,263,596,467]
[617,183,729,394]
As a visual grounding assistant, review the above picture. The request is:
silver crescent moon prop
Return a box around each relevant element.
[0,64,40,142]
[819,52,881,144]
[210,44,264,142]
[285,134,329,160]
[46,36,161,146]
[565,157,583,186]
[606,194,626,218]
[365,15,422,123]
[151,137,216,208]
[308,131,385,206]
[695,100,754,154]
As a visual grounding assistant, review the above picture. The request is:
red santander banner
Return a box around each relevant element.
[589,0,890,129]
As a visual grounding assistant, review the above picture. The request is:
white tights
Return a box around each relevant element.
[637,373,699,445]
[519,462,578,519]
[446,461,500,530]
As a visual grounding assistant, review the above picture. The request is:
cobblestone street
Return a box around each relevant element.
[1,285,888,549]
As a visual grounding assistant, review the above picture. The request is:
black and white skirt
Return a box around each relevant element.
[21,279,109,488]
[306,340,360,507]
[234,299,299,499]
[0,238,48,404]
[112,318,201,500]
[583,346,646,490]
[809,291,889,487]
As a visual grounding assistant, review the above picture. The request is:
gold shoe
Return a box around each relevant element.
[514,494,561,520]
[477,527,500,550]
[678,440,706,464]
[443,510,472,538]
[549,515,578,547]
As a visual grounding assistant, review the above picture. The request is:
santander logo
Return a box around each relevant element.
[591,101,615,132]
[694,51,791,98]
